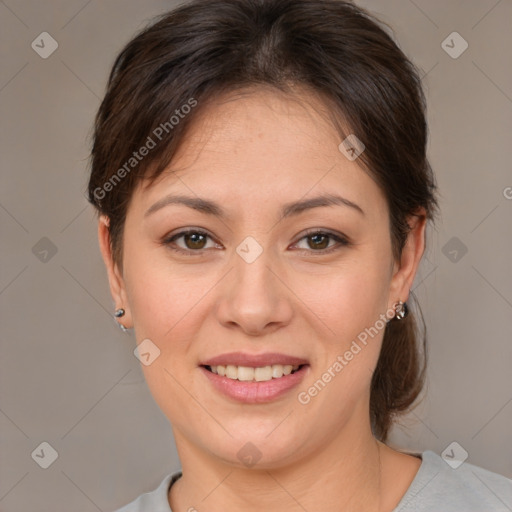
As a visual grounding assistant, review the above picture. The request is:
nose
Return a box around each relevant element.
[215,242,293,337]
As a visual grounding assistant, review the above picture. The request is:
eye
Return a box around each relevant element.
[292,230,350,254]
[163,229,220,255]
[162,228,350,256]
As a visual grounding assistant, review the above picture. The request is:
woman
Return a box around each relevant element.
[88,0,512,510]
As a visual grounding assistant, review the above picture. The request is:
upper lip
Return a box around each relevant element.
[201,352,309,367]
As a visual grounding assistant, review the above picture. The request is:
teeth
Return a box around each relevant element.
[254,366,273,381]
[226,365,238,379]
[208,364,300,382]
[282,365,293,376]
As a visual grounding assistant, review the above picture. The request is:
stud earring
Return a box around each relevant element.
[113,308,129,332]
[394,300,408,320]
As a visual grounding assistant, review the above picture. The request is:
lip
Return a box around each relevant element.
[200,364,309,404]
[201,352,309,367]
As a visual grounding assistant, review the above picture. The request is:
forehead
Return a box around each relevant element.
[133,87,387,221]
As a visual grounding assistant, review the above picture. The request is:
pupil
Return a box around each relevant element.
[310,234,328,250]
[186,233,205,249]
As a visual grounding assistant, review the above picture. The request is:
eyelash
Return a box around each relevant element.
[162,228,350,256]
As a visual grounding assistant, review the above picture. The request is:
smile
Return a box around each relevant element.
[204,364,302,382]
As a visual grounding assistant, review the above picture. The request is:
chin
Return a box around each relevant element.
[195,424,311,470]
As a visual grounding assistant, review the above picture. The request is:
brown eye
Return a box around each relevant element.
[307,233,330,250]
[293,230,350,255]
[182,232,207,250]
[163,229,218,255]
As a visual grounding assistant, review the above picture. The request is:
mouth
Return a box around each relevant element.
[202,363,305,382]
[199,352,309,403]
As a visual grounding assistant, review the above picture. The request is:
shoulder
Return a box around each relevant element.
[111,471,182,512]
[394,450,512,512]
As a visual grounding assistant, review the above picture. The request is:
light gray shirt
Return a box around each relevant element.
[113,450,512,511]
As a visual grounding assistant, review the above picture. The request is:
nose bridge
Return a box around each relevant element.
[233,233,277,300]
[216,232,292,334]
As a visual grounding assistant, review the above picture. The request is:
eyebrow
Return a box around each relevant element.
[144,192,364,219]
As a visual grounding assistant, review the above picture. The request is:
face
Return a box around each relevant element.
[99,87,425,469]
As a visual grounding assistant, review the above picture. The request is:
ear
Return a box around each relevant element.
[98,215,133,329]
[388,208,427,308]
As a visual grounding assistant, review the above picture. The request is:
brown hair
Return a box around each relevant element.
[88,0,438,441]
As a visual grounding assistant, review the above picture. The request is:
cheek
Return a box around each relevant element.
[291,246,392,403]
[292,266,391,428]
[124,251,214,347]
[294,251,392,343]
[122,250,214,421]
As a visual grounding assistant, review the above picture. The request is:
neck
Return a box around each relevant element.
[169,418,385,512]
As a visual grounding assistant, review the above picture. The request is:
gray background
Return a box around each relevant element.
[1,0,511,510]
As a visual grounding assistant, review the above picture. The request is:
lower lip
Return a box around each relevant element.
[200,365,309,404]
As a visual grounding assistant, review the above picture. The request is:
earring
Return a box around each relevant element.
[114,308,128,332]
[394,300,408,320]
[116,322,129,333]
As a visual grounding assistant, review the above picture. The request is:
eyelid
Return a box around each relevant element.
[297,227,349,241]
[163,227,213,240]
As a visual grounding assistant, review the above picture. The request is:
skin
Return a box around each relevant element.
[99,86,426,512]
